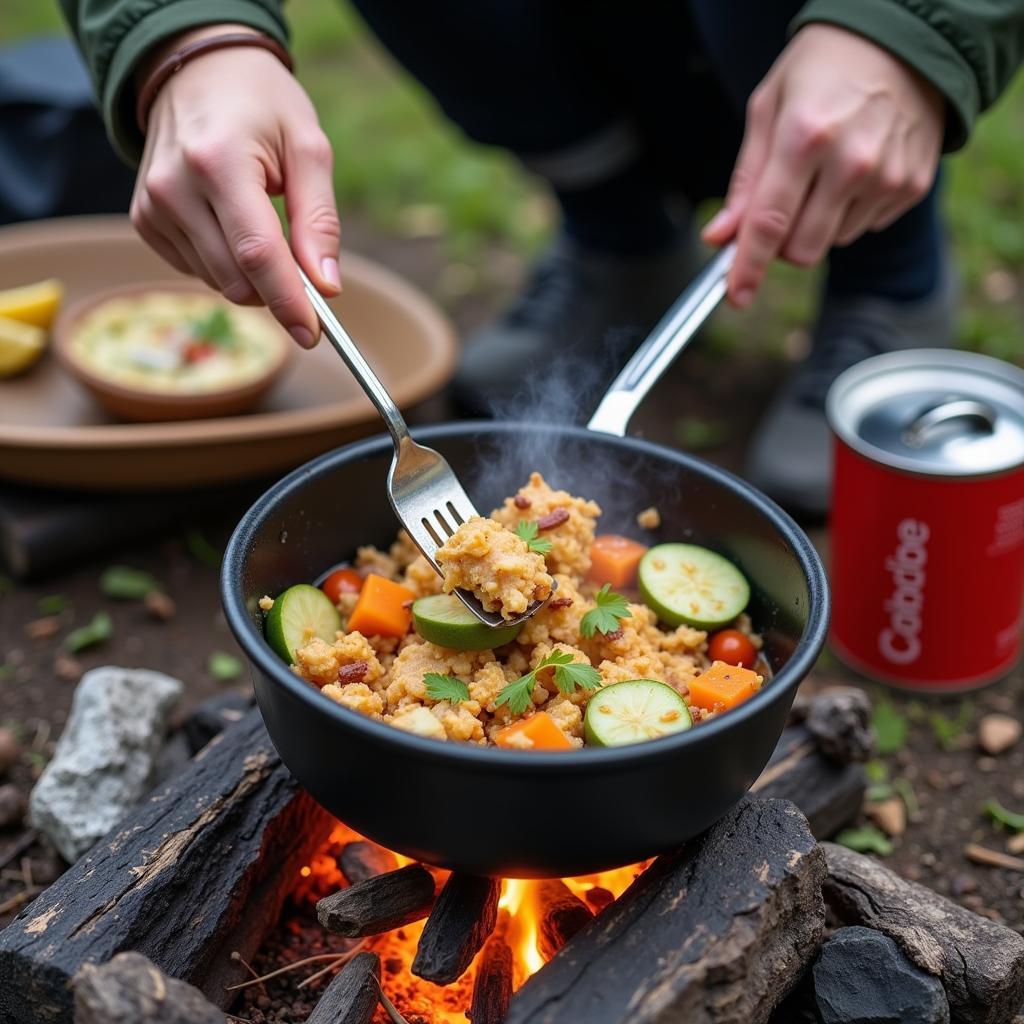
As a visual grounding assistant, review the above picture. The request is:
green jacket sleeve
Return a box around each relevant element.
[59,0,290,164]
[793,0,1024,151]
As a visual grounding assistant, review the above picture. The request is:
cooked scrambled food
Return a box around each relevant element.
[68,291,282,393]
[265,472,765,750]
[436,516,553,619]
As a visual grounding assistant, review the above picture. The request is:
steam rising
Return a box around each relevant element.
[466,333,682,532]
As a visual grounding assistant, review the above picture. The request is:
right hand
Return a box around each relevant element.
[131,26,340,347]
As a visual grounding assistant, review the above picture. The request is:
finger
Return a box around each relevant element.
[283,130,342,295]
[208,176,320,348]
[780,170,852,267]
[702,81,780,245]
[728,125,819,307]
[834,194,889,247]
[133,196,216,287]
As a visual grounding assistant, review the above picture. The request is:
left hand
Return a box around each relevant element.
[702,24,945,308]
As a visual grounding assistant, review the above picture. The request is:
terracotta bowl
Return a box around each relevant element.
[53,282,293,422]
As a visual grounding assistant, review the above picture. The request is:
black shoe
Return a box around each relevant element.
[452,235,697,417]
[744,264,960,520]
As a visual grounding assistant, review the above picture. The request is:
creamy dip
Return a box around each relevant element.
[69,292,283,393]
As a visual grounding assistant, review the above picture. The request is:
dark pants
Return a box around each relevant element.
[350,0,941,301]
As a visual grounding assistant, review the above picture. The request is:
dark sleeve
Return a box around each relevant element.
[792,0,1024,151]
[58,0,291,163]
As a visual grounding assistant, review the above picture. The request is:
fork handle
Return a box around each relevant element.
[298,265,412,452]
[587,243,735,437]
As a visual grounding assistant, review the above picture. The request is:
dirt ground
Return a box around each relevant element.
[2,220,1022,947]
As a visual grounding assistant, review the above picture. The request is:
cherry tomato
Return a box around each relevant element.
[183,341,216,363]
[707,629,757,668]
[321,568,364,604]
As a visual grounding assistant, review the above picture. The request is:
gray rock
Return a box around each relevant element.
[29,667,183,862]
[806,688,874,763]
[814,926,949,1024]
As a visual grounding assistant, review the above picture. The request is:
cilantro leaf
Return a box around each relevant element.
[494,674,536,715]
[191,308,237,348]
[516,520,553,555]
[495,650,600,713]
[424,672,470,705]
[579,584,632,638]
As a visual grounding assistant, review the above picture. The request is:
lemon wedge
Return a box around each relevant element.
[0,314,47,377]
[0,278,63,329]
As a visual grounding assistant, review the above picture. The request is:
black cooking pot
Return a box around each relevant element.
[222,419,829,878]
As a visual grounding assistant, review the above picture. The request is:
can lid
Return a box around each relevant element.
[827,349,1024,477]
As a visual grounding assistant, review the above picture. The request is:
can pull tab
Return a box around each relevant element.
[903,398,998,448]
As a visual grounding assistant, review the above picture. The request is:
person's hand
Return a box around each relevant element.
[702,24,944,309]
[131,25,340,347]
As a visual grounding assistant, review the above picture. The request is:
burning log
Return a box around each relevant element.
[752,719,866,838]
[412,873,502,985]
[505,797,825,1024]
[0,708,331,1024]
[338,840,400,885]
[822,842,1024,1024]
[469,935,514,1024]
[73,953,223,1024]
[535,880,594,962]
[306,951,380,1024]
[317,865,436,937]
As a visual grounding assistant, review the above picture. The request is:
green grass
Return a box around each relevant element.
[4,1,1023,361]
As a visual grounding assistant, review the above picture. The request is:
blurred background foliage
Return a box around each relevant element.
[5,0,1023,363]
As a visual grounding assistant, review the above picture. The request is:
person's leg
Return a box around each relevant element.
[351,0,709,414]
[689,0,954,517]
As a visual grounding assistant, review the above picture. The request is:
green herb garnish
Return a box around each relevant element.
[580,584,632,638]
[495,650,601,715]
[208,651,244,681]
[191,308,237,349]
[424,673,470,704]
[65,611,113,653]
[186,528,222,568]
[516,520,553,555]
[835,824,893,856]
[984,798,1024,833]
[101,565,159,600]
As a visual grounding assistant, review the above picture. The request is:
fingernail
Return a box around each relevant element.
[321,256,341,292]
[734,288,754,309]
[290,325,316,349]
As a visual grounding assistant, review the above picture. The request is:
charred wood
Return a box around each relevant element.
[753,722,865,838]
[505,797,825,1024]
[338,840,400,886]
[317,865,436,937]
[412,873,501,985]
[822,842,1024,1024]
[469,935,514,1024]
[305,951,380,1024]
[535,880,594,962]
[0,708,331,1024]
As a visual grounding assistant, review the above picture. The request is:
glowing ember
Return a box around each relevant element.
[291,821,648,1021]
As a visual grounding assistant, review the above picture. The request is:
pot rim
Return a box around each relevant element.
[222,422,830,772]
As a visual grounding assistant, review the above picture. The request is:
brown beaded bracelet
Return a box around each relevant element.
[135,31,294,133]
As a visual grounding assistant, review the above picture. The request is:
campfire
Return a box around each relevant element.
[274,820,647,1023]
[3,690,1024,1024]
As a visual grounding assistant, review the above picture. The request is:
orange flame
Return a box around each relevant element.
[292,821,648,1019]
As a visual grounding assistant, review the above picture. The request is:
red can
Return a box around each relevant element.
[827,349,1024,692]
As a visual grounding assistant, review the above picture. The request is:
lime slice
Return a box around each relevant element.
[265,584,342,663]
[584,679,692,747]
[412,594,523,650]
[638,543,749,628]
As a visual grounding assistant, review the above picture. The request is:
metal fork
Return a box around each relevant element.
[298,266,547,628]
